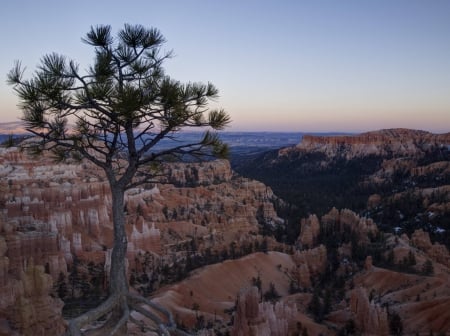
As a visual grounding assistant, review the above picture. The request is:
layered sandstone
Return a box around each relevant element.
[294,129,450,159]
[275,129,450,166]
[0,145,284,335]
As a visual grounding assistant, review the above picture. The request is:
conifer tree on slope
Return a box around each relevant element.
[8,24,230,335]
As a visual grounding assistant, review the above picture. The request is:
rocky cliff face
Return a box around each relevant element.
[294,128,450,159]
[0,146,283,335]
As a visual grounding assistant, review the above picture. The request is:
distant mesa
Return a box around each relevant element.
[299,128,450,147]
[285,128,450,160]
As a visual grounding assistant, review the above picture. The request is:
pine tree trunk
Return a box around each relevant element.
[109,185,128,296]
[106,184,129,333]
[66,183,131,335]
[67,177,177,335]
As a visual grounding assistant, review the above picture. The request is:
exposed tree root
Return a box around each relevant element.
[64,293,190,336]
[65,294,119,336]
[128,293,175,328]
[129,315,159,334]
[109,303,129,336]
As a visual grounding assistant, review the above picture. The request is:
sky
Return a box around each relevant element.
[1,0,449,133]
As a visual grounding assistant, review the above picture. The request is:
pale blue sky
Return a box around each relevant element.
[1,0,449,132]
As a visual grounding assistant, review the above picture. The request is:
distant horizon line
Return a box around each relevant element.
[0,120,447,135]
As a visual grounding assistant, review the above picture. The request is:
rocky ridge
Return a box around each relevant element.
[293,128,450,159]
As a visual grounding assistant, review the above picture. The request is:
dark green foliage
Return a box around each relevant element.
[389,311,403,335]
[251,275,262,292]
[289,279,301,294]
[194,314,205,331]
[308,287,323,322]
[234,150,383,217]
[62,259,106,318]
[422,260,434,276]
[408,250,416,266]
[338,319,356,336]
[8,23,231,190]
[322,289,332,315]
[87,261,105,296]
[55,272,68,299]
[233,144,450,246]
[263,282,280,302]
[260,238,268,253]
[129,238,262,293]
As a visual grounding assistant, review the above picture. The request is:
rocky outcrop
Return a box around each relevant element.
[231,286,259,336]
[364,256,373,271]
[297,214,320,249]
[411,229,450,267]
[291,245,327,288]
[321,208,378,243]
[411,229,433,251]
[0,260,65,336]
[349,286,389,335]
[231,286,296,336]
[163,159,233,186]
[410,160,450,177]
[297,208,378,252]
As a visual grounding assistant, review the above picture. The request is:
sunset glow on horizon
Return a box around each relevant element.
[1,0,449,133]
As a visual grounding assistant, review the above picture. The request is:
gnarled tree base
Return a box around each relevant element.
[65,293,190,336]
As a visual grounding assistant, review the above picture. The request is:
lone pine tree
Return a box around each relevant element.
[8,24,230,335]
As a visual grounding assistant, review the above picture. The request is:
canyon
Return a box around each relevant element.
[0,144,282,335]
[0,128,449,335]
[236,128,450,240]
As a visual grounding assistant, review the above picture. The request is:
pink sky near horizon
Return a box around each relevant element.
[1,1,449,133]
